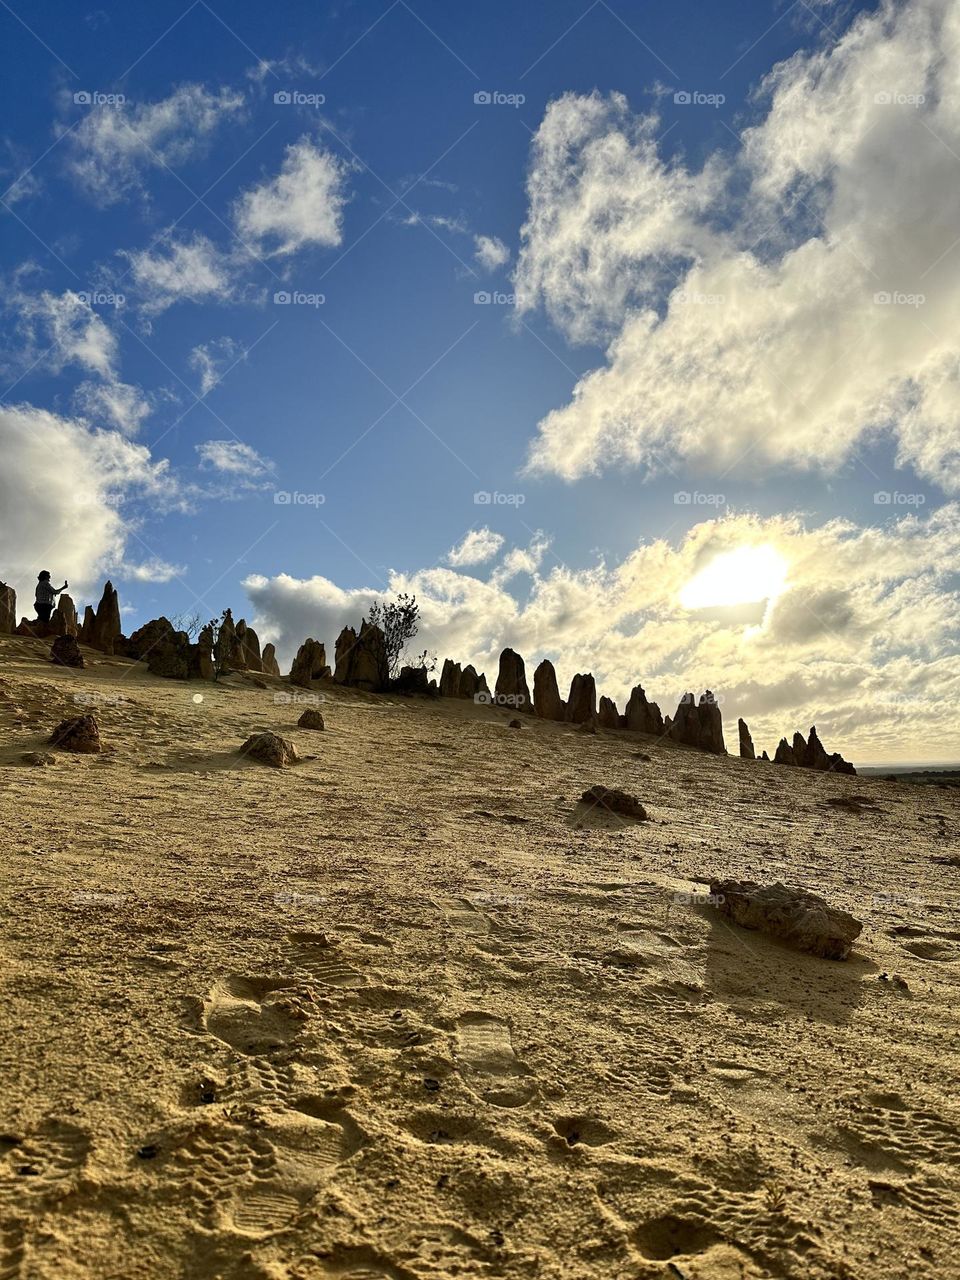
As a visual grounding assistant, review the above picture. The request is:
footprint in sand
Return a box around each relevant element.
[0,1120,90,1208]
[455,1013,537,1108]
[287,932,366,987]
[201,976,309,1055]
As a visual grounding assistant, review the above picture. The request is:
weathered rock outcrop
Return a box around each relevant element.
[624,684,663,735]
[774,726,856,775]
[459,665,486,701]
[393,665,431,695]
[709,879,863,960]
[52,593,77,636]
[580,785,647,820]
[239,730,299,768]
[147,630,193,680]
[49,713,101,753]
[668,691,725,754]
[261,643,281,678]
[79,606,96,645]
[334,621,389,691]
[0,583,15,634]
[90,581,122,654]
[738,718,755,760]
[495,648,532,712]
[235,619,263,672]
[197,625,216,680]
[565,673,597,725]
[215,609,238,673]
[533,659,565,721]
[126,617,176,661]
[50,635,83,668]
[439,658,462,698]
[290,639,328,688]
[597,696,622,729]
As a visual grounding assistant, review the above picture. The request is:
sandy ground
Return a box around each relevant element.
[1,633,959,1280]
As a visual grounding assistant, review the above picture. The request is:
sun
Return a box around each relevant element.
[679,545,788,610]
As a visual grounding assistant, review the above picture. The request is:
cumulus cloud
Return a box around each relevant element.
[447,527,505,566]
[65,84,245,205]
[243,505,960,763]
[233,138,349,256]
[120,556,186,583]
[516,0,960,491]
[0,403,179,595]
[121,233,237,315]
[474,234,510,272]
[196,439,273,477]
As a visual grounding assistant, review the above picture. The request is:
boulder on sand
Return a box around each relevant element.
[738,718,755,760]
[565,673,597,725]
[290,638,328,688]
[239,731,299,768]
[533,659,565,721]
[50,635,84,668]
[49,713,101,753]
[709,878,863,960]
[495,648,532,713]
[580,785,647,820]
[297,709,325,730]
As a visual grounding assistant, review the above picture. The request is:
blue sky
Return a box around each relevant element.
[3,0,959,762]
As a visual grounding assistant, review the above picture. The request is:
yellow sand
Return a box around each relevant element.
[1,633,958,1280]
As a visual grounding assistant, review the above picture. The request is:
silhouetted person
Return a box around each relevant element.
[35,571,67,624]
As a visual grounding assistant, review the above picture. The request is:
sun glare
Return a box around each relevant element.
[679,545,788,610]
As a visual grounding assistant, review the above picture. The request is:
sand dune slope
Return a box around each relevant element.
[1,635,959,1279]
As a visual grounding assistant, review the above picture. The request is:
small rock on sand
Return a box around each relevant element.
[297,709,325,730]
[239,731,299,768]
[49,714,101,754]
[709,878,863,960]
[580,785,647,820]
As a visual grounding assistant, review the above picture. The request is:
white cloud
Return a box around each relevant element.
[120,557,186,583]
[474,234,510,271]
[516,0,960,491]
[447,527,505,566]
[196,439,273,477]
[73,379,151,435]
[65,84,245,205]
[121,233,236,314]
[244,505,960,763]
[189,337,245,396]
[0,402,179,596]
[234,137,349,256]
